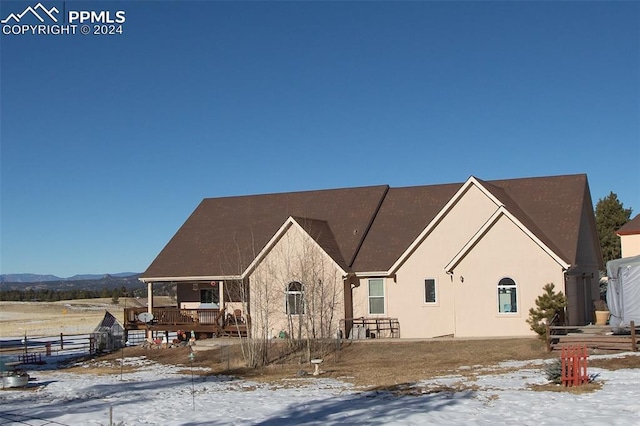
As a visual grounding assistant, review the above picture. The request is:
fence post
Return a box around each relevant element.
[60,333,64,350]
[45,342,51,356]
[631,321,637,352]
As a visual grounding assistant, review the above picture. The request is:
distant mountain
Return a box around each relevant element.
[0,273,144,295]
[0,273,62,283]
[0,272,140,283]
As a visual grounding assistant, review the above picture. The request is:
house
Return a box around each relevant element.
[617,214,640,258]
[135,173,602,339]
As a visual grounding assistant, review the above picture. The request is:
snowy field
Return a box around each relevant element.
[2,352,640,425]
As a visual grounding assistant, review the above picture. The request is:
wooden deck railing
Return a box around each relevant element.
[546,321,639,352]
[124,306,223,327]
[123,306,249,337]
[341,317,400,339]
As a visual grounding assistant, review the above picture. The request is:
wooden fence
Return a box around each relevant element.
[0,330,147,362]
[546,321,639,352]
[561,344,589,387]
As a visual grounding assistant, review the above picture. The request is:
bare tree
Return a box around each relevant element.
[250,221,344,362]
[219,220,345,368]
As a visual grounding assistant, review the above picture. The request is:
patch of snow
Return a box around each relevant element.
[2,355,640,425]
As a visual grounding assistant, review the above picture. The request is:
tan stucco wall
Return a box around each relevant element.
[389,184,499,338]
[450,215,566,337]
[248,223,345,339]
[621,234,640,258]
[352,183,568,338]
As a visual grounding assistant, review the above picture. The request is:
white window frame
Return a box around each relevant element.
[286,281,304,315]
[368,278,385,315]
[497,277,518,314]
[424,278,437,304]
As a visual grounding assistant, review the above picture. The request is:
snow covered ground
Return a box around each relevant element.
[2,353,640,425]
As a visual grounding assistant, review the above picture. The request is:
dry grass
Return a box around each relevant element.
[529,382,603,394]
[0,298,174,337]
[65,337,640,394]
[6,301,638,393]
[70,338,556,388]
[589,354,640,370]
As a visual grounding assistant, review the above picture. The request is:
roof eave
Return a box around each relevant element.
[139,275,242,283]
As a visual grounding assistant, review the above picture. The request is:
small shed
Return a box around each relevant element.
[606,255,640,329]
[91,311,124,352]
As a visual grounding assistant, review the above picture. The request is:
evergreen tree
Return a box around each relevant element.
[111,288,120,305]
[527,283,567,338]
[596,192,632,265]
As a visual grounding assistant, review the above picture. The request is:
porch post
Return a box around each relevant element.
[147,282,153,340]
[219,281,224,310]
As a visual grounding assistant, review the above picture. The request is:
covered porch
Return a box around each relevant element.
[123,306,249,338]
[128,278,250,339]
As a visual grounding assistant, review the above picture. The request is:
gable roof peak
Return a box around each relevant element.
[618,214,640,236]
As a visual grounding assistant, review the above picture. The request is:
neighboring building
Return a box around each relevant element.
[136,174,602,339]
[617,214,640,258]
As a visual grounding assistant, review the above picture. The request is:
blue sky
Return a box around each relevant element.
[1,1,638,277]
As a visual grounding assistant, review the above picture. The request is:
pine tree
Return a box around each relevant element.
[527,283,567,338]
[595,192,632,265]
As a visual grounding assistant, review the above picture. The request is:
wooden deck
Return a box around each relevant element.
[124,306,249,338]
[546,321,639,352]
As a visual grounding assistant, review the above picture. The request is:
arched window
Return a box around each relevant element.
[498,278,517,313]
[286,281,304,315]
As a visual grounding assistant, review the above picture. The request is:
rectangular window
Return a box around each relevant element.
[286,282,304,315]
[498,287,517,313]
[287,292,304,315]
[368,278,385,314]
[424,278,437,303]
[200,289,218,304]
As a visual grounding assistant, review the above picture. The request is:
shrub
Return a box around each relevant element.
[594,299,608,311]
[545,359,563,384]
[544,358,600,384]
[527,283,567,338]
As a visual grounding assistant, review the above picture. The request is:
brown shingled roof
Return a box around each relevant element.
[350,183,461,272]
[142,174,594,279]
[142,186,388,278]
[618,214,640,235]
[290,216,349,271]
[480,174,590,266]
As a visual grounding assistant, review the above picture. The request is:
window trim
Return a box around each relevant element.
[497,277,518,314]
[286,281,305,315]
[424,278,438,305]
[368,278,385,315]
